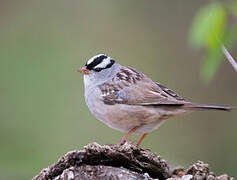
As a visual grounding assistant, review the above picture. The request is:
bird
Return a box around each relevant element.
[77,54,234,146]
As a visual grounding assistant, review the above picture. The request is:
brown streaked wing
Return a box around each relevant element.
[99,66,188,106]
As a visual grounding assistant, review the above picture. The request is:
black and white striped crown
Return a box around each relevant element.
[85,54,115,72]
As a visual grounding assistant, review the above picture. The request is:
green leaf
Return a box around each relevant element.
[200,45,223,82]
[189,2,227,48]
[200,27,237,82]
[222,27,237,48]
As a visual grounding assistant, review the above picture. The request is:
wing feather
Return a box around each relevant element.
[99,66,188,106]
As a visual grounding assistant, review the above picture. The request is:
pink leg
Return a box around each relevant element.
[118,126,139,145]
[136,133,148,146]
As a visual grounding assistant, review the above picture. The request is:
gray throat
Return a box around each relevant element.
[83,62,120,89]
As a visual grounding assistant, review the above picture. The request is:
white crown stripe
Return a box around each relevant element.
[87,54,106,65]
[94,57,112,69]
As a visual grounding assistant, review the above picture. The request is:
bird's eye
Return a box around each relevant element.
[93,67,103,72]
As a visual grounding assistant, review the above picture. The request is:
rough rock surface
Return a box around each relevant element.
[33,142,235,180]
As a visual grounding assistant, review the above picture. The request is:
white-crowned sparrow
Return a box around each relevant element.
[78,54,234,146]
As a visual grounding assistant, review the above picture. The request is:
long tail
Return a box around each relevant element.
[183,102,235,111]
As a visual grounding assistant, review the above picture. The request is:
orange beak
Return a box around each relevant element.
[77,66,89,75]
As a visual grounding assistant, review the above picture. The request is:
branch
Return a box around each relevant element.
[33,142,235,180]
[222,45,237,72]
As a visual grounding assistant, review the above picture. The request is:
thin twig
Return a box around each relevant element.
[222,45,237,72]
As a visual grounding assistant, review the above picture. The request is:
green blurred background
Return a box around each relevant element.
[0,0,236,179]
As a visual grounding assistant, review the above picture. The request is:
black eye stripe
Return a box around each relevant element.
[86,55,107,70]
[93,67,103,72]
[105,59,115,69]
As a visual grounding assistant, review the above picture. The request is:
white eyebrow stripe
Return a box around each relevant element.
[87,54,106,65]
[94,57,111,69]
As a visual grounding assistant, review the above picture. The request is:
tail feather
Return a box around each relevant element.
[183,102,235,111]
